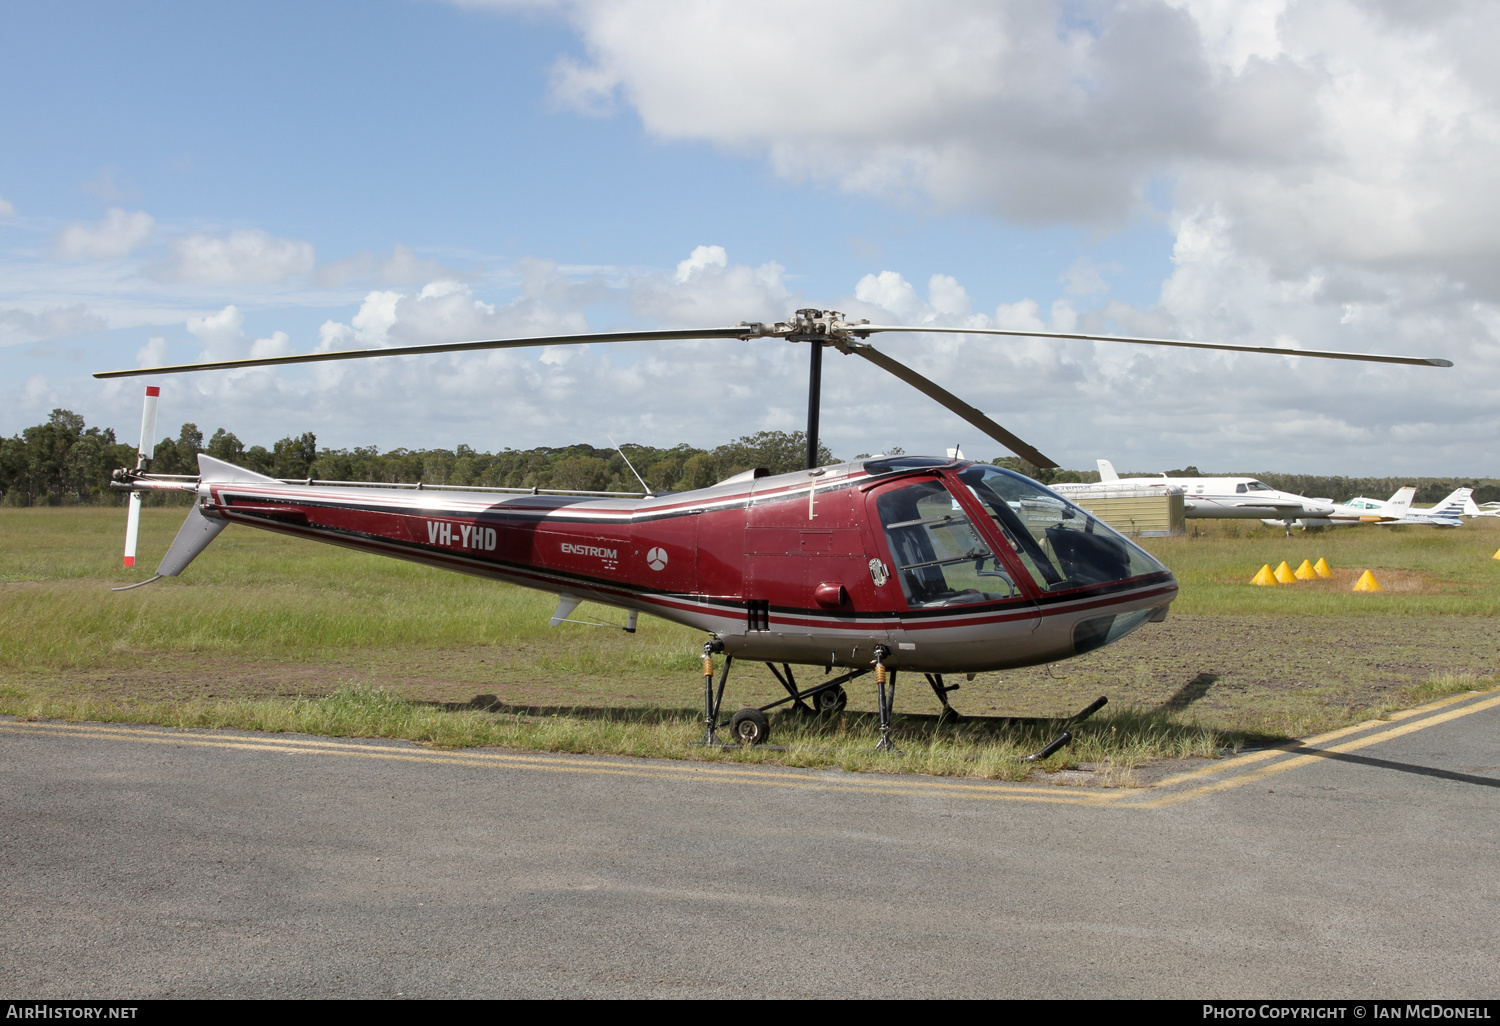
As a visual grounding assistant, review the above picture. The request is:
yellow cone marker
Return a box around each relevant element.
[1294,558,1316,581]
[1314,557,1333,578]
[1274,560,1297,584]
[1493,548,1500,561]
[1353,570,1383,592]
[1250,564,1278,586]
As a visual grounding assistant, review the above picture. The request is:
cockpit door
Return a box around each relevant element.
[864,476,1040,631]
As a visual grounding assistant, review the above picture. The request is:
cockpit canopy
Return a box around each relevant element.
[873,464,1169,608]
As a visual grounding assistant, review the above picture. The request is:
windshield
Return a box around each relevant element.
[955,465,1168,591]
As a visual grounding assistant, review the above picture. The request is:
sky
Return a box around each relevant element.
[3,0,1498,476]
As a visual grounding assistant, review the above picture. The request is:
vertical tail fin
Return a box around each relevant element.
[1385,486,1416,515]
[122,386,161,568]
[1432,488,1472,517]
[1096,459,1119,482]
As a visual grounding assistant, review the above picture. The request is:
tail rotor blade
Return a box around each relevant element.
[123,492,143,568]
[847,344,1058,469]
[124,385,161,568]
[137,386,160,467]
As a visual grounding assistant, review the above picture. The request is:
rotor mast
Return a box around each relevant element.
[759,308,855,471]
[804,333,823,470]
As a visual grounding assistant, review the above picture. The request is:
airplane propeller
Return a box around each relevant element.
[94,309,1452,471]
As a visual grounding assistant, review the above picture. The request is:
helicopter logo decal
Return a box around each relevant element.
[646,547,669,571]
[561,542,618,560]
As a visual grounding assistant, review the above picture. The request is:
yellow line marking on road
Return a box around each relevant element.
[4,687,1496,808]
[0,720,1118,806]
[1144,689,1493,790]
[1133,691,1500,808]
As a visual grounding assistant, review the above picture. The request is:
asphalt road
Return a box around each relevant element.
[2,690,1498,999]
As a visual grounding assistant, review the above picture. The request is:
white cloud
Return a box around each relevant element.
[248,331,292,360]
[465,1,1500,292]
[136,336,170,367]
[1061,259,1118,299]
[633,251,787,326]
[6,240,1492,477]
[379,0,1496,473]
[180,304,300,370]
[314,243,463,287]
[674,244,727,282]
[0,196,14,217]
[162,229,315,283]
[55,208,155,260]
[187,305,247,355]
[0,305,108,346]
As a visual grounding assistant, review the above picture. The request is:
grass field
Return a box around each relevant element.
[2,507,1496,781]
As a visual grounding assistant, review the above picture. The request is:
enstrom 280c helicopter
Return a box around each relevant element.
[96,309,1451,753]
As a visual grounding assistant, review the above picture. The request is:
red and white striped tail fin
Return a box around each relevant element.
[123,386,161,568]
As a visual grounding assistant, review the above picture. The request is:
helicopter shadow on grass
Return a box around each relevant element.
[427,690,1249,757]
[441,691,1092,737]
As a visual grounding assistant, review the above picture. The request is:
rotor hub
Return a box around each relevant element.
[738,309,871,348]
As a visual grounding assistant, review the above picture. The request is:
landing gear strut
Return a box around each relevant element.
[874,646,900,753]
[699,643,870,748]
[925,673,962,722]
[701,639,731,746]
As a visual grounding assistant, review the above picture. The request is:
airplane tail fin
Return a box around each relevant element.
[1096,459,1119,483]
[1386,486,1416,515]
[1431,487,1472,517]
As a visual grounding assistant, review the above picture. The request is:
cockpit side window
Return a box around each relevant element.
[874,480,1022,608]
[1235,483,1248,494]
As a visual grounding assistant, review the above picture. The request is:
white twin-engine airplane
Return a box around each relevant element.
[1049,460,1336,521]
[1277,486,1472,529]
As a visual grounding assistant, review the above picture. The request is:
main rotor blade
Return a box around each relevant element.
[848,344,1058,468]
[854,325,1454,368]
[92,326,750,379]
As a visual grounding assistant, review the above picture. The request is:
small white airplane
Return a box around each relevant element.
[1396,487,1471,527]
[1273,487,1414,529]
[1463,495,1500,519]
[1280,486,1471,529]
[1050,460,1335,524]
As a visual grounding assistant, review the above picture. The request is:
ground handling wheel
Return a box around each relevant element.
[729,708,771,746]
[811,686,848,715]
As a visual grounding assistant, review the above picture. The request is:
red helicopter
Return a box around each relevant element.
[97,309,1451,751]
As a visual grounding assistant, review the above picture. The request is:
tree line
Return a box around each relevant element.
[3,408,1494,507]
[0,409,843,506]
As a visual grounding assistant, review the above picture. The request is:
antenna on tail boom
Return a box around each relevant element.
[608,435,652,496]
